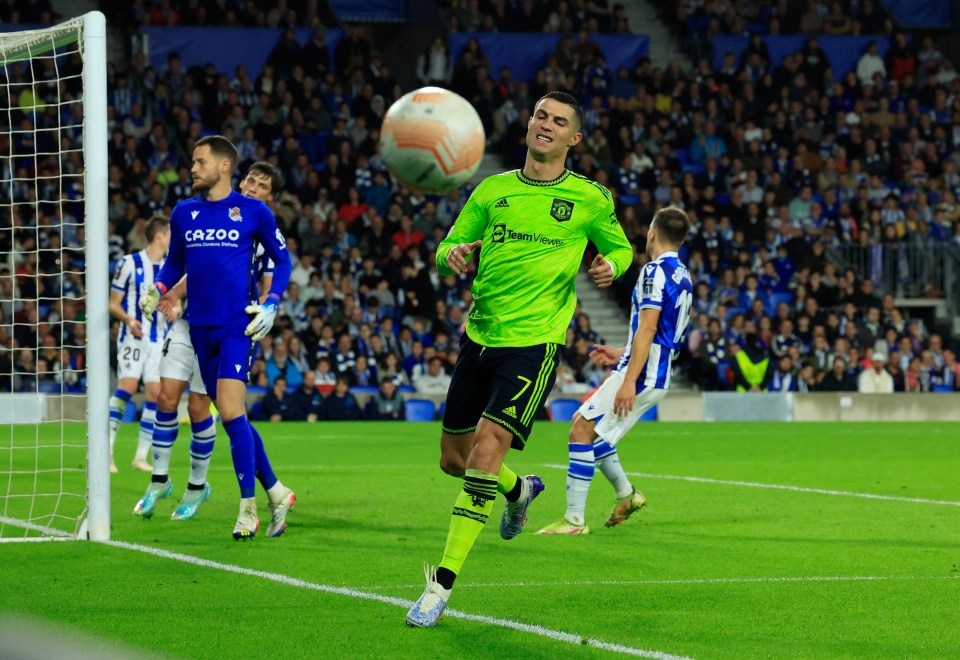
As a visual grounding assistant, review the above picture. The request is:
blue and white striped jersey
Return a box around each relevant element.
[111,249,167,343]
[616,250,693,389]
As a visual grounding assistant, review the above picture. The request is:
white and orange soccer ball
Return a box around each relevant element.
[380,87,485,194]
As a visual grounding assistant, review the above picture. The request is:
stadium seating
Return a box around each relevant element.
[639,405,658,422]
[122,401,138,423]
[548,398,582,422]
[405,399,437,422]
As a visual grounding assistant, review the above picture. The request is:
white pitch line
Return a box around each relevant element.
[102,539,691,660]
[541,465,960,507]
[356,574,960,591]
[0,515,73,537]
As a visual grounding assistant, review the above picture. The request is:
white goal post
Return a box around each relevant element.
[0,11,108,541]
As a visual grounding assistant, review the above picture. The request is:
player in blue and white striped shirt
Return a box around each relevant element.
[538,206,693,535]
[108,216,170,474]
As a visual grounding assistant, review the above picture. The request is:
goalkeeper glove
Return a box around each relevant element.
[138,282,166,316]
[244,294,280,341]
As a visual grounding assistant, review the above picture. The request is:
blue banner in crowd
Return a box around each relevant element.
[329,0,406,22]
[881,0,950,27]
[711,35,891,78]
[449,32,649,82]
[143,27,343,80]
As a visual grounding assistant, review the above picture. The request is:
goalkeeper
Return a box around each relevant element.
[406,91,634,627]
[140,136,291,540]
[133,161,295,538]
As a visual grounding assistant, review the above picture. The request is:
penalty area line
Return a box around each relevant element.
[541,465,960,507]
[102,539,691,660]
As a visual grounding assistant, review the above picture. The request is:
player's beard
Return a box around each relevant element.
[192,172,220,194]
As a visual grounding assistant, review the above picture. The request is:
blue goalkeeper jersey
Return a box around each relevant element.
[157,191,291,328]
[617,250,693,389]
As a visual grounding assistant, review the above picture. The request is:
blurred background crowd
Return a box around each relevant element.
[1,0,958,418]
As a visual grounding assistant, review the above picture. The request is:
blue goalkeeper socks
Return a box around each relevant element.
[223,416,256,498]
[248,421,278,491]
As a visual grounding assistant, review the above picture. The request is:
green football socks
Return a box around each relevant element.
[497,463,519,497]
[437,469,497,586]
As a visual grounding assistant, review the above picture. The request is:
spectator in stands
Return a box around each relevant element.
[690,121,726,164]
[858,351,895,393]
[819,356,858,391]
[857,41,887,85]
[314,357,337,394]
[266,339,304,389]
[731,335,773,392]
[416,37,453,88]
[413,356,451,394]
[260,375,292,422]
[768,355,799,392]
[363,377,406,421]
[287,370,325,421]
[325,375,364,421]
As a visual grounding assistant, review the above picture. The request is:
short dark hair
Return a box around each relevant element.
[196,135,239,173]
[145,215,170,242]
[246,161,284,197]
[652,206,691,246]
[536,91,584,131]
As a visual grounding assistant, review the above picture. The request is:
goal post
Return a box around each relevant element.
[0,11,109,541]
[82,10,109,543]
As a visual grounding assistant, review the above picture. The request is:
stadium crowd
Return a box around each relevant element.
[1,3,959,411]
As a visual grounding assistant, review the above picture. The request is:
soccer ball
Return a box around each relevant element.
[380,87,485,194]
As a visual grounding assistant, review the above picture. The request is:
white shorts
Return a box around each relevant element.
[117,338,162,384]
[577,370,667,445]
[159,319,207,395]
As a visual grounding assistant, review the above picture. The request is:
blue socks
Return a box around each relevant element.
[565,442,596,525]
[249,422,278,491]
[189,416,216,487]
[136,401,157,462]
[151,409,179,479]
[108,389,132,455]
[223,415,256,498]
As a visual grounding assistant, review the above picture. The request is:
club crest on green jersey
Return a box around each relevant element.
[550,198,574,222]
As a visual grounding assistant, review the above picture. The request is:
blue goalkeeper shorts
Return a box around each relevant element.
[190,324,256,400]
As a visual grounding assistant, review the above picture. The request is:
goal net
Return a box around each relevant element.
[0,12,109,541]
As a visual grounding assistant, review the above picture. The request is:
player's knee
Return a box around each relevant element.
[156,388,179,412]
[439,453,465,477]
[187,394,210,421]
[468,422,513,471]
[569,414,594,444]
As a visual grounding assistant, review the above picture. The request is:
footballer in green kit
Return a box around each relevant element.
[406,91,634,627]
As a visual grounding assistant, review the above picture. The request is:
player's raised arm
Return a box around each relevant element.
[586,195,633,288]
[436,183,487,276]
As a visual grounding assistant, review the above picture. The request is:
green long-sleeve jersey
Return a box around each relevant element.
[436,168,633,347]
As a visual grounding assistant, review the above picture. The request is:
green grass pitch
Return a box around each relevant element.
[1,421,959,658]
